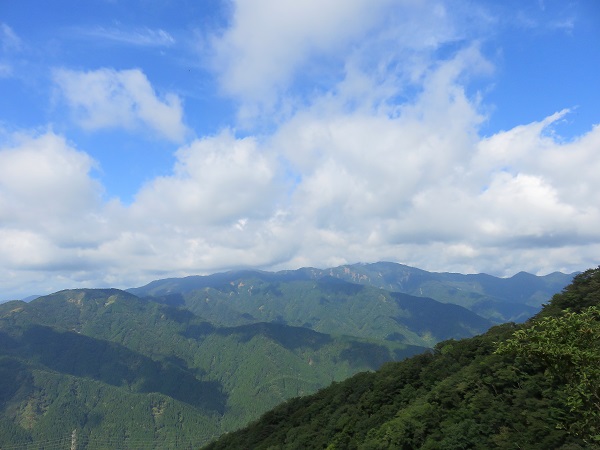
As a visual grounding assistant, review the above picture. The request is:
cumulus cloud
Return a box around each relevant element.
[53,68,187,141]
[210,0,386,107]
[2,112,599,300]
[1,1,599,300]
[209,0,456,121]
[0,129,289,298]
[207,0,490,122]
[131,130,283,228]
[259,44,600,277]
[0,132,101,223]
[272,46,486,226]
[0,131,114,296]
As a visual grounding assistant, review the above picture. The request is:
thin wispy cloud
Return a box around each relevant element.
[75,26,176,47]
[0,23,22,52]
[0,62,12,78]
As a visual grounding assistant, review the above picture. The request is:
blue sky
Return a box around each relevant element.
[1,0,599,300]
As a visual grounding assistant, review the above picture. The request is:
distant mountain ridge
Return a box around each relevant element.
[320,262,576,322]
[129,272,494,348]
[130,262,575,323]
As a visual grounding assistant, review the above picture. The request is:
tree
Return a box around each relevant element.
[496,305,600,443]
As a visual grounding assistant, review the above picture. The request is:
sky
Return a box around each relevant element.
[1,0,599,300]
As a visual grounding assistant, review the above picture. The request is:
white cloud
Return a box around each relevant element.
[1,1,599,300]
[0,132,101,222]
[0,131,117,296]
[273,46,487,228]
[131,130,282,228]
[261,67,600,277]
[207,0,490,122]
[53,68,187,142]
[0,128,290,299]
[210,0,384,100]
[209,0,426,121]
[2,111,600,301]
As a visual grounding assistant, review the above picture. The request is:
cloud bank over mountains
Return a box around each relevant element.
[0,0,598,299]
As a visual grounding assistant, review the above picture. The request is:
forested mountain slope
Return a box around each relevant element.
[0,264,576,448]
[130,263,574,325]
[204,266,600,449]
[0,289,425,448]
[130,274,494,348]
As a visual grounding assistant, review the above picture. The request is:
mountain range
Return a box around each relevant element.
[130,262,574,324]
[205,266,600,449]
[0,263,575,448]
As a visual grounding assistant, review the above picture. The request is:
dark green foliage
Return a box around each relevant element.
[501,310,600,443]
[498,268,600,443]
[204,268,599,450]
[9,324,224,411]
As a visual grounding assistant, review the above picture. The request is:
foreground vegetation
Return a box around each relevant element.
[205,267,600,449]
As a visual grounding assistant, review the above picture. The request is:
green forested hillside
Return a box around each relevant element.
[0,264,576,448]
[130,263,574,325]
[204,267,600,450]
[0,289,425,448]
[131,274,493,348]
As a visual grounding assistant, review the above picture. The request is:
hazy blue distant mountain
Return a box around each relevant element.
[0,295,40,304]
[321,262,575,322]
